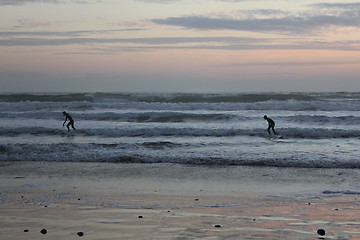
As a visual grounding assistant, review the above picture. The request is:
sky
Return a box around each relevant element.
[1,0,360,92]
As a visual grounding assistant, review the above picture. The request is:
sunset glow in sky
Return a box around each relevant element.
[1,0,360,92]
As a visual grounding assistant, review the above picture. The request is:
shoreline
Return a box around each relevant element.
[1,161,360,239]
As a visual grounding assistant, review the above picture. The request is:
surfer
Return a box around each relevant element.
[63,111,76,131]
[264,115,277,135]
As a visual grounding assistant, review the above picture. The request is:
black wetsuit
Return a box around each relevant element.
[63,113,76,131]
[265,117,276,135]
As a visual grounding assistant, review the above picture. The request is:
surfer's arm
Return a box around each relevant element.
[63,117,68,126]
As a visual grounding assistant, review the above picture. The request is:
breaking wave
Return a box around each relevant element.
[1,92,360,168]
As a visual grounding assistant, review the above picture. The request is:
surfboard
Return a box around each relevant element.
[267,134,284,140]
[62,131,76,136]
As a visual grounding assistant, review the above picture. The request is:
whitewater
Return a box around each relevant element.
[1,92,360,168]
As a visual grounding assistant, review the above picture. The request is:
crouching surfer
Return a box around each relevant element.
[63,111,76,132]
[264,115,277,135]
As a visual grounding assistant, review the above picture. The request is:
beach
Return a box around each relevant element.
[1,161,360,239]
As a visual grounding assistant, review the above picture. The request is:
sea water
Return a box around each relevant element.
[0,92,360,168]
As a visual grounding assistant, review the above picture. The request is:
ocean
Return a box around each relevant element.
[1,92,360,168]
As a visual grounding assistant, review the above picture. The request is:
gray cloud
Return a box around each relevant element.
[0,34,359,52]
[152,14,359,34]
[0,0,103,5]
[0,0,60,5]
[0,36,261,46]
[223,60,359,67]
[313,2,360,9]
[0,29,145,37]
[151,3,360,35]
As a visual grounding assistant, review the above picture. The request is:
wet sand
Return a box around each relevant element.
[1,161,360,239]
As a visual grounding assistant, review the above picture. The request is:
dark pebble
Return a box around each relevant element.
[214,224,222,228]
[40,229,47,234]
[77,232,84,237]
[138,216,143,218]
[24,229,29,232]
[317,229,325,236]
[194,198,199,201]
